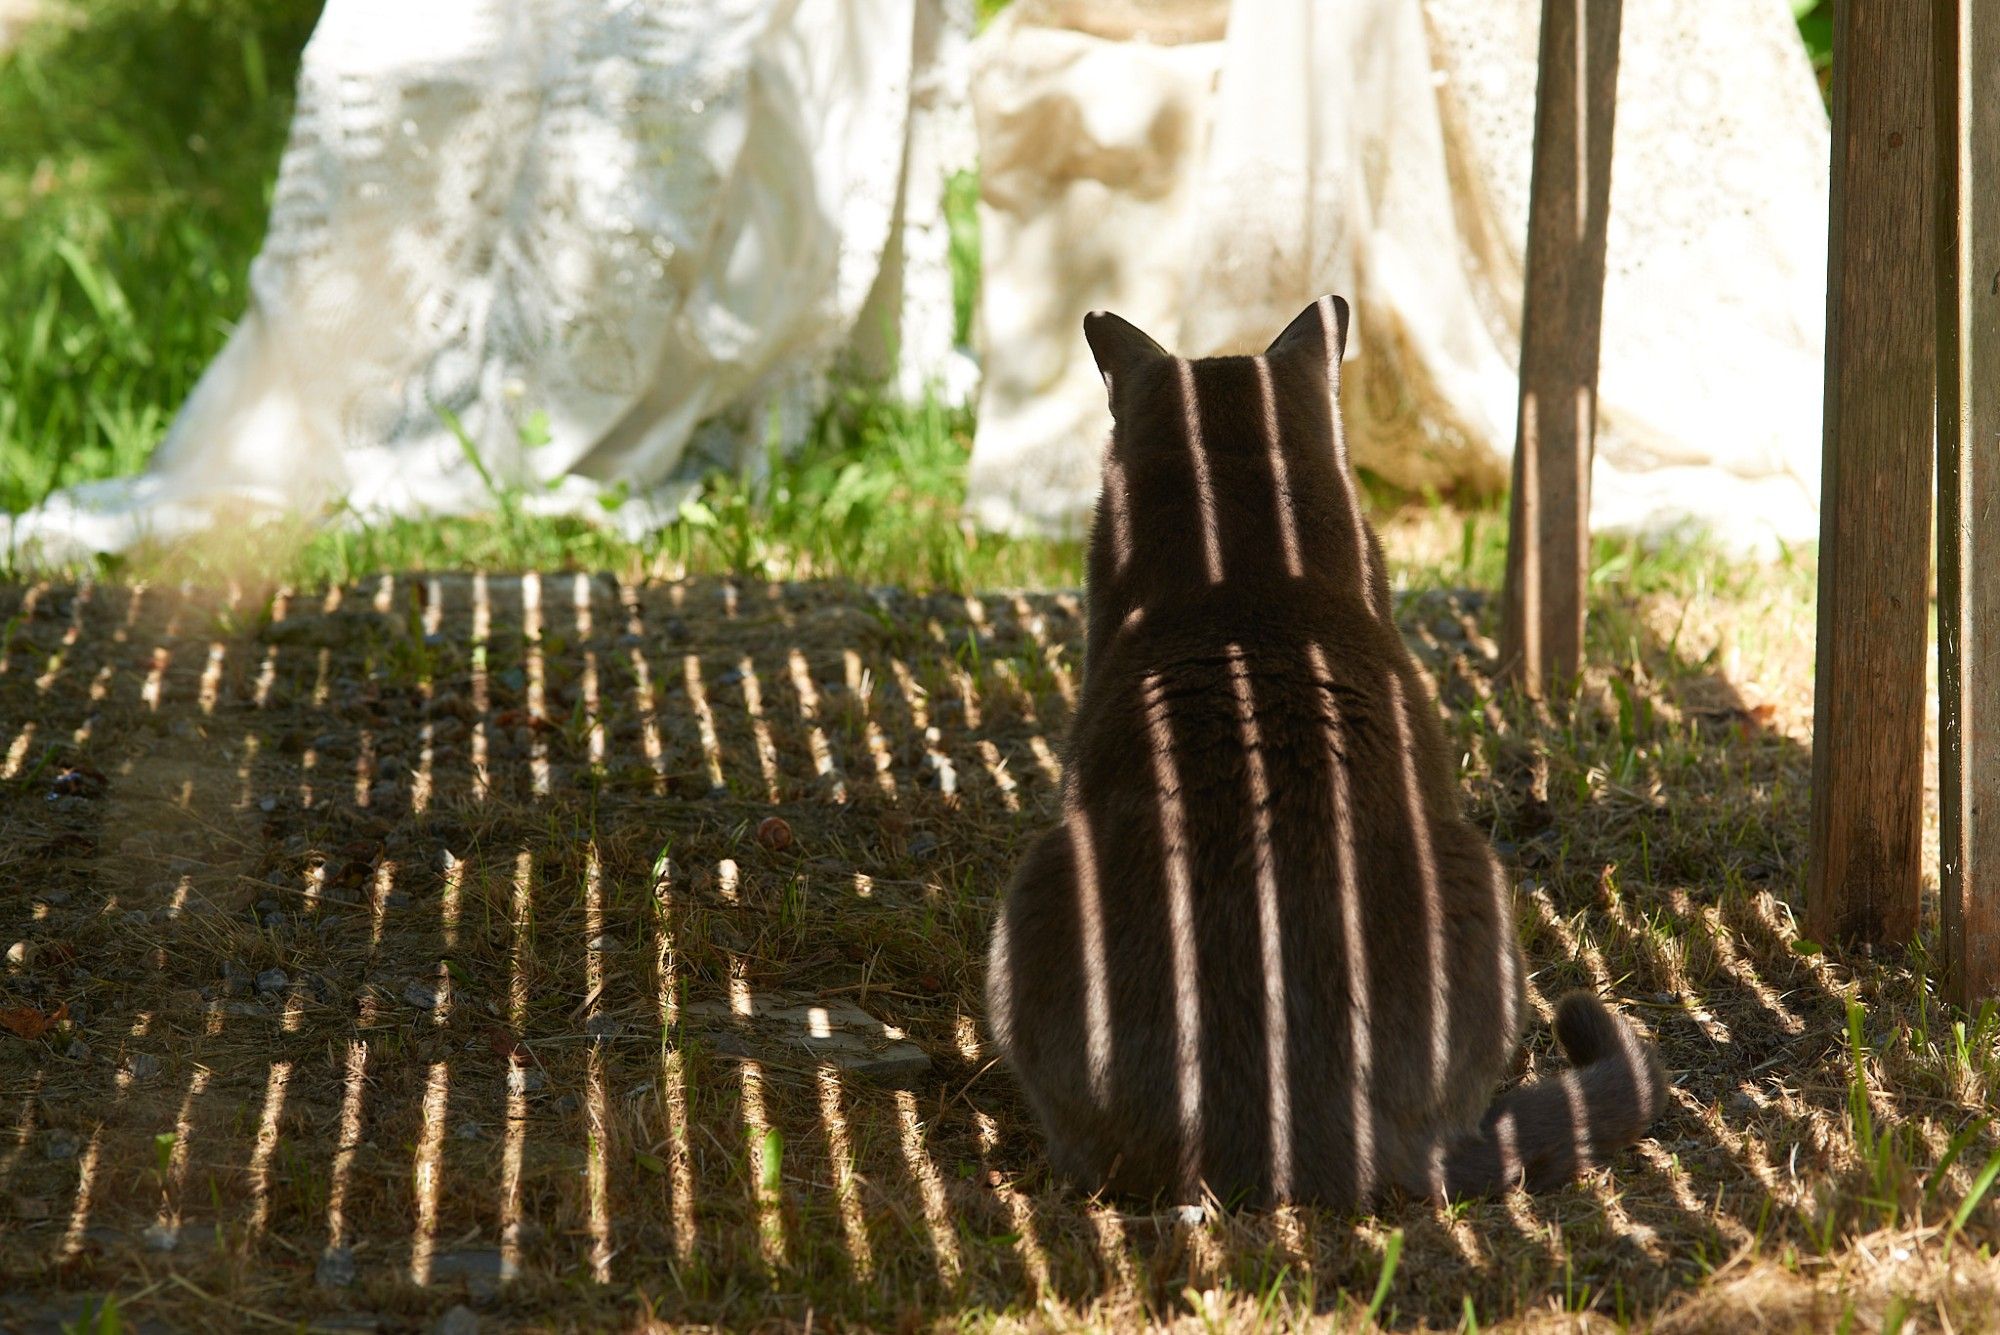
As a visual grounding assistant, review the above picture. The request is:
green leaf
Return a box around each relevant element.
[760,1126,783,1195]
[518,409,552,450]
[53,237,135,332]
[1364,1228,1403,1325]
[153,1131,176,1176]
[678,497,719,529]
[636,1151,667,1176]
[1947,1149,2000,1252]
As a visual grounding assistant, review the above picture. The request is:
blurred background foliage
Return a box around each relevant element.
[0,0,1835,573]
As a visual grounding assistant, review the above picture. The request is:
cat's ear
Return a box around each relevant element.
[1083,310,1169,407]
[1265,294,1350,370]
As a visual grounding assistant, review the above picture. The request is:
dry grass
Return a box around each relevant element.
[2,525,1997,1333]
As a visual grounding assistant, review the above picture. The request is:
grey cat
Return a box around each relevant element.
[985,295,1666,1207]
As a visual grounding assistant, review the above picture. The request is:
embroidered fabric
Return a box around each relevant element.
[6,0,975,561]
[966,0,1830,554]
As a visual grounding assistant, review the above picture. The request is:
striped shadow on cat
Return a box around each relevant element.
[985,295,1667,1208]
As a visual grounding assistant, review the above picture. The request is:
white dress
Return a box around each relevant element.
[965,0,1830,555]
[5,0,975,562]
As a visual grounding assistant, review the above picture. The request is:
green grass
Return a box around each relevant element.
[96,387,1083,595]
[0,0,323,515]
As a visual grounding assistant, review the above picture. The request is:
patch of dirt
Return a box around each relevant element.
[0,571,1993,1331]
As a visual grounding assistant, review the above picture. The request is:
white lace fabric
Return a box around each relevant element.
[966,0,1831,555]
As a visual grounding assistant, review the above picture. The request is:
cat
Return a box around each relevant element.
[985,295,1666,1207]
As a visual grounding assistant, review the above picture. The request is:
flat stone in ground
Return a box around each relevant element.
[683,991,930,1085]
[428,1248,518,1299]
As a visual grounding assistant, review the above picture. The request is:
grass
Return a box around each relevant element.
[0,0,323,515]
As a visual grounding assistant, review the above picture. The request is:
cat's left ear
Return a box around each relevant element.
[1265,294,1350,370]
[1083,310,1170,410]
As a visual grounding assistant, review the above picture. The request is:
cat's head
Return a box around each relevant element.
[1078,296,1373,619]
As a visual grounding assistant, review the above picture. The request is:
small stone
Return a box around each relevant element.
[453,1121,484,1142]
[121,910,149,928]
[385,891,411,911]
[260,912,286,930]
[433,847,460,875]
[316,1244,357,1289]
[511,1067,545,1094]
[585,1014,622,1042]
[376,755,409,781]
[713,667,744,687]
[125,1053,161,1081]
[256,968,289,995]
[908,832,940,861]
[4,941,26,966]
[585,934,618,952]
[142,1222,179,1252]
[65,1039,90,1063]
[553,1093,582,1114]
[258,795,279,813]
[404,982,439,1012]
[369,780,402,807]
[40,889,71,908]
[221,961,253,996]
[435,1305,480,1335]
[43,1129,80,1161]
[429,1249,515,1299]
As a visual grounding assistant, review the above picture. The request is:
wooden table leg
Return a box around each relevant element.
[1807,0,1936,949]
[1937,0,2000,1004]
[1498,0,1622,699]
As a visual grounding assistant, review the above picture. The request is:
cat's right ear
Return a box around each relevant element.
[1083,310,1169,411]
[1264,294,1350,371]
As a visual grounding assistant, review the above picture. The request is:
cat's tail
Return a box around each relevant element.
[1407,993,1668,1200]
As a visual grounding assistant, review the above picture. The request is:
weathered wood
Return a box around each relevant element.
[1936,0,2000,1003]
[1498,0,1623,699]
[1806,0,1936,949]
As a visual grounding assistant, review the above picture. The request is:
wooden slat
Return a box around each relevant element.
[1498,0,1623,699]
[1937,0,2000,1003]
[1806,0,1937,949]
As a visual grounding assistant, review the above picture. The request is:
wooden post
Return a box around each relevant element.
[1807,0,1936,949]
[1936,0,2000,1004]
[1499,0,1623,699]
